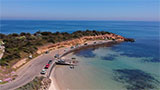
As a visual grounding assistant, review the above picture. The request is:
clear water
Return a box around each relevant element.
[0,20,160,90]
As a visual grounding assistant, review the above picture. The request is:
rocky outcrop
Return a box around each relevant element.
[40,77,51,90]
[124,38,135,42]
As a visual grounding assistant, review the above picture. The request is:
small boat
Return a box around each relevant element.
[70,65,74,69]
[55,60,70,65]
[84,43,88,45]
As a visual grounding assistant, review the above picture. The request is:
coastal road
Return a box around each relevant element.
[0,48,65,90]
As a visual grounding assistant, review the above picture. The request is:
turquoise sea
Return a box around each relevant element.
[1,20,160,90]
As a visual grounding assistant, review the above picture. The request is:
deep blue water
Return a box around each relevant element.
[0,20,160,89]
[1,20,159,59]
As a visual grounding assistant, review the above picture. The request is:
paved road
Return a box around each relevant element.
[0,48,64,90]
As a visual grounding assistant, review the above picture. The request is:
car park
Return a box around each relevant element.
[45,51,49,54]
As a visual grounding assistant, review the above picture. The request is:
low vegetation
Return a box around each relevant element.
[0,30,111,66]
[16,76,51,90]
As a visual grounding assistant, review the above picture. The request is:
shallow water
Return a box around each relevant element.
[55,46,160,90]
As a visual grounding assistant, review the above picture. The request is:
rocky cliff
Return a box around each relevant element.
[37,33,132,54]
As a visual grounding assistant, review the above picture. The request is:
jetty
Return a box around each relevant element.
[55,59,78,66]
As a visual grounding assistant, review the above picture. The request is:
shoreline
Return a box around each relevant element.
[48,40,124,90]
[61,40,122,58]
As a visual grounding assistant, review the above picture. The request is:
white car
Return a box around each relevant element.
[40,69,46,74]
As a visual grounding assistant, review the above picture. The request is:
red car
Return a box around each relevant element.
[45,64,50,69]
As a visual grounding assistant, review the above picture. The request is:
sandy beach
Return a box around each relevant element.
[48,67,60,90]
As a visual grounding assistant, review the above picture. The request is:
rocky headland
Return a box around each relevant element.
[37,33,134,54]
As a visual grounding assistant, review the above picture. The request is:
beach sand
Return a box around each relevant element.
[48,67,60,90]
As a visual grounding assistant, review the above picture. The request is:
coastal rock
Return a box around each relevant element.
[40,77,51,90]
[124,38,135,42]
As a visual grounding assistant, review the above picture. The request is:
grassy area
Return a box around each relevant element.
[0,49,3,54]
[0,81,8,84]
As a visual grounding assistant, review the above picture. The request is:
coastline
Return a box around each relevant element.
[48,40,124,90]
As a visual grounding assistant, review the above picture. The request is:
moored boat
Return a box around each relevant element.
[55,60,70,65]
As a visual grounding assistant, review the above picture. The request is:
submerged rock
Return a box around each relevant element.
[74,48,96,58]
[124,38,135,42]
[113,69,159,90]
[143,58,160,63]
[101,54,117,61]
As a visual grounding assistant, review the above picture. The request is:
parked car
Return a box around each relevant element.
[45,64,50,69]
[48,60,52,64]
[70,46,74,49]
[45,51,49,54]
[54,54,59,59]
[84,43,88,45]
[40,69,46,74]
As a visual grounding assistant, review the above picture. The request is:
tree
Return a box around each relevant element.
[20,32,26,36]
